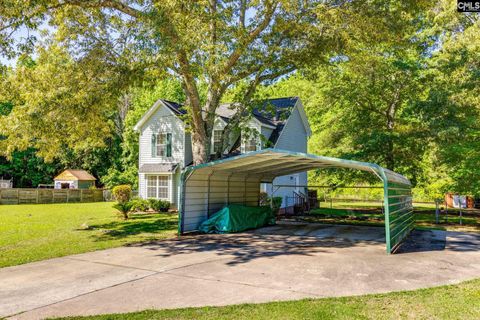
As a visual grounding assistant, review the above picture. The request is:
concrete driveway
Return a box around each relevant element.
[2,222,480,320]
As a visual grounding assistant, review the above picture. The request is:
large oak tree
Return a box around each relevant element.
[0,0,333,164]
[0,0,431,164]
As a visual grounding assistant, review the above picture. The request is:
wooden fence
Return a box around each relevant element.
[0,188,105,205]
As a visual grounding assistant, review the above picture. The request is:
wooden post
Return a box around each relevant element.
[444,200,448,223]
[435,200,439,224]
[80,189,83,202]
[36,189,39,204]
[17,189,19,204]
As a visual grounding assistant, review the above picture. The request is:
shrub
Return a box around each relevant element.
[148,198,171,212]
[113,201,133,219]
[159,200,171,212]
[259,192,269,206]
[129,198,150,212]
[270,196,283,214]
[112,185,132,203]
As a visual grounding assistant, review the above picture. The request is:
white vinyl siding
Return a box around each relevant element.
[139,104,185,166]
[274,106,307,153]
[137,102,185,206]
[271,105,309,207]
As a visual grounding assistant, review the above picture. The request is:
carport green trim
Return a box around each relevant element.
[179,148,413,254]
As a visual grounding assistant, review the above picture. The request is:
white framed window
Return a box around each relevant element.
[212,130,223,154]
[156,134,167,157]
[146,175,169,199]
[243,136,258,152]
[151,133,172,157]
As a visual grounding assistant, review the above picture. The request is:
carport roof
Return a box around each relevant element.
[184,148,410,186]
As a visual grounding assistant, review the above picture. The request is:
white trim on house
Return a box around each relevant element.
[144,172,173,201]
[293,99,312,137]
[134,100,179,132]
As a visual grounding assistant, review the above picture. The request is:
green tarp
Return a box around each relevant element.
[199,204,275,234]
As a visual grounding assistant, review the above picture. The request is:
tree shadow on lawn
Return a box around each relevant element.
[86,214,178,242]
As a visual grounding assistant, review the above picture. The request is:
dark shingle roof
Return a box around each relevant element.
[162,100,187,115]
[252,97,299,121]
[216,97,298,122]
[268,123,285,145]
[139,163,178,173]
[253,114,276,127]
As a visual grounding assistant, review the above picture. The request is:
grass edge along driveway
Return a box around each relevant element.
[0,202,177,268]
[55,278,480,320]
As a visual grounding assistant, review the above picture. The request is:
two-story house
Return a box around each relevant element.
[133,97,311,209]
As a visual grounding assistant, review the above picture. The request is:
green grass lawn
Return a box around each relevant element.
[307,201,480,231]
[0,202,178,268]
[57,278,480,320]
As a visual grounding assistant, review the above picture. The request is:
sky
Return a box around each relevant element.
[1,25,44,67]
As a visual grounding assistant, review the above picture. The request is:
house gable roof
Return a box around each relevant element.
[54,169,96,181]
[133,99,186,131]
[135,96,310,152]
[272,99,311,147]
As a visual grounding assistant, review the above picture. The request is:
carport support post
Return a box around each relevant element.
[207,171,214,218]
[378,168,391,254]
[178,168,193,235]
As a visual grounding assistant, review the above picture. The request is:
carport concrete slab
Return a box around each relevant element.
[2,223,480,320]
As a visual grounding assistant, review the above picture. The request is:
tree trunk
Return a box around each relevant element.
[191,87,223,164]
[385,95,398,171]
[385,132,395,171]
[192,129,208,165]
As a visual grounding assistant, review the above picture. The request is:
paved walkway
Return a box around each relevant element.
[2,223,480,319]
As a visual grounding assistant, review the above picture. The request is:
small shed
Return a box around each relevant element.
[0,177,12,188]
[54,169,96,189]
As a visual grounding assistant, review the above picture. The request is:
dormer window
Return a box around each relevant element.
[151,133,172,157]
[212,130,223,154]
[243,135,258,153]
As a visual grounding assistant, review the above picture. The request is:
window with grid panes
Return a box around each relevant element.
[146,175,169,199]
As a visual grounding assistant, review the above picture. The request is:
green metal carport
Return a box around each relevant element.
[179,149,413,254]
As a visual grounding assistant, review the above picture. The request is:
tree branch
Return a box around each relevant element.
[222,0,277,75]
[239,0,247,28]
[54,0,142,18]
